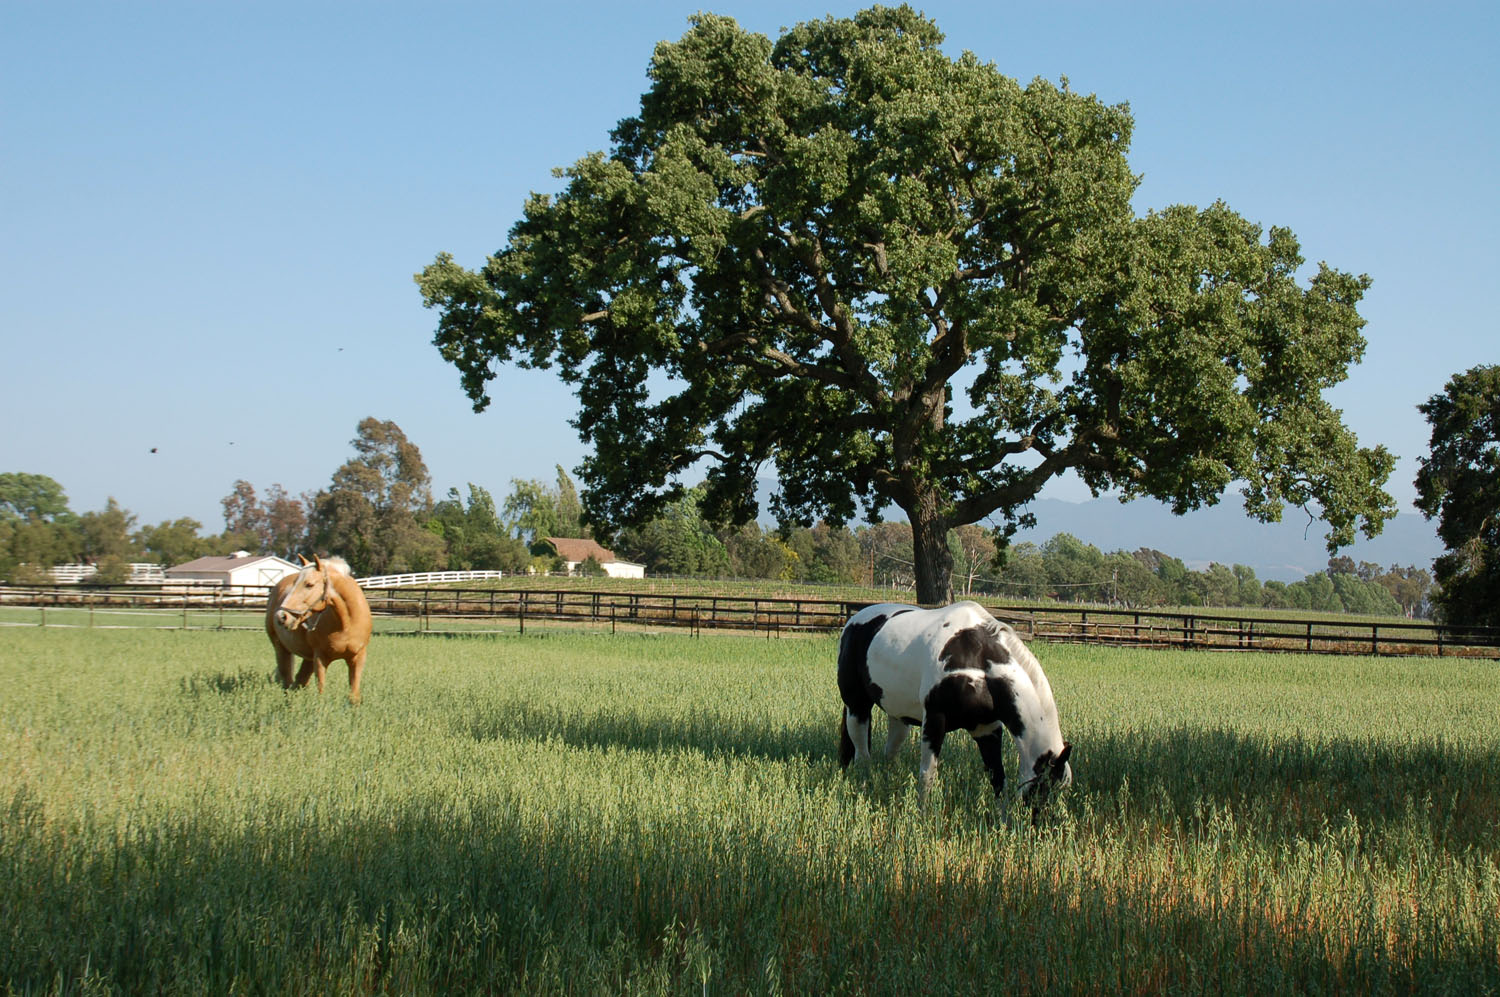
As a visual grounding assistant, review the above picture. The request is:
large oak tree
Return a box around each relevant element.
[1414,364,1500,626]
[417,5,1394,603]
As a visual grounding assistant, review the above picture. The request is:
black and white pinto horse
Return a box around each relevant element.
[838,601,1072,809]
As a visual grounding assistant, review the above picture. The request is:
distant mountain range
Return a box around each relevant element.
[753,480,1443,583]
[1009,497,1443,583]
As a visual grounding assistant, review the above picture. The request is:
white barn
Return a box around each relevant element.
[165,552,301,587]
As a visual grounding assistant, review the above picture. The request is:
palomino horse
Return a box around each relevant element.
[265,555,372,704]
[838,601,1072,811]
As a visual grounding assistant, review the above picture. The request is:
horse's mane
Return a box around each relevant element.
[984,616,1058,713]
[321,556,352,577]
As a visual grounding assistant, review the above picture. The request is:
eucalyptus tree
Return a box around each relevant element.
[417,5,1394,603]
[220,480,310,558]
[308,418,443,575]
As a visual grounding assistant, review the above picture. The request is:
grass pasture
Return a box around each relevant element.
[1,628,1497,994]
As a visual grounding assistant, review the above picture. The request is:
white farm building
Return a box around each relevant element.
[165,552,301,587]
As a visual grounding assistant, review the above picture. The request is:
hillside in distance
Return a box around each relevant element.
[750,479,1442,584]
[1010,497,1443,583]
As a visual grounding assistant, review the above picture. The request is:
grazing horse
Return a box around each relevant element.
[838,601,1072,809]
[265,554,372,704]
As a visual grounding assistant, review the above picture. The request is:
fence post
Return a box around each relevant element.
[519,593,526,635]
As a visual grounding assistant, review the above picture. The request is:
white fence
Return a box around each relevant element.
[37,566,509,590]
[357,570,511,589]
[49,563,166,585]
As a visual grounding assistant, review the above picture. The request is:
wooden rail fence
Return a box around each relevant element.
[2,584,1498,659]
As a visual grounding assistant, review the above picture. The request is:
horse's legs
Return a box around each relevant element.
[841,708,873,768]
[345,648,366,705]
[273,643,296,689]
[837,627,878,769]
[312,658,327,694]
[294,658,316,689]
[975,732,1008,797]
[918,713,949,802]
[883,718,910,758]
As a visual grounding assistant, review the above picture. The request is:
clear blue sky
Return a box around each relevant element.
[3,1,1494,547]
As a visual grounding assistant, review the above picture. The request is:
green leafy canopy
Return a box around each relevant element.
[417,4,1394,602]
[1414,364,1500,626]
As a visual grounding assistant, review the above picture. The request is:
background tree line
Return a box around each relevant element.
[0,420,607,584]
[1,417,1436,618]
[608,489,1432,618]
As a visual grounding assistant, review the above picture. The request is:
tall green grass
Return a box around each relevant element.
[2,629,1496,994]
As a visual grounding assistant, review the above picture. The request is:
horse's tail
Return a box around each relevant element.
[838,709,855,769]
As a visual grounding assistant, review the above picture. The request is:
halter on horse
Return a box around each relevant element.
[275,556,335,630]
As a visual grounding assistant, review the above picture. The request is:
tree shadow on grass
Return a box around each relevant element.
[6,781,1494,995]
[461,698,841,769]
[1058,723,1500,856]
[465,699,1500,859]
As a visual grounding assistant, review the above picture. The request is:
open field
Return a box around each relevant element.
[2,628,1497,993]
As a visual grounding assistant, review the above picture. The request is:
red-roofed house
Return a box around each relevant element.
[541,537,645,579]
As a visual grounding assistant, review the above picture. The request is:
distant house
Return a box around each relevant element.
[540,537,646,580]
[165,552,301,587]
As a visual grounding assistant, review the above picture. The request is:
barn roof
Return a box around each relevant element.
[166,553,296,574]
[543,537,617,563]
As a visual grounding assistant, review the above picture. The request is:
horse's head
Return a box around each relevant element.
[1020,741,1073,808]
[275,554,335,631]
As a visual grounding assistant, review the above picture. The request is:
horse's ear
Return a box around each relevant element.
[298,554,312,566]
[313,554,325,570]
[1054,742,1073,768]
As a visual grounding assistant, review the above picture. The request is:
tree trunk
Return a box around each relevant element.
[909,501,954,606]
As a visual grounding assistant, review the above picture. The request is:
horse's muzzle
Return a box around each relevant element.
[276,608,312,630]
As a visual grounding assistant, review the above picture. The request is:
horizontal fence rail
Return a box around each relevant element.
[2,583,1498,659]
[361,587,862,637]
[355,570,511,589]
